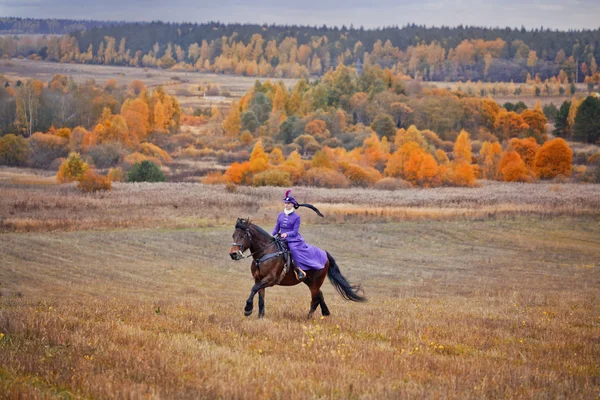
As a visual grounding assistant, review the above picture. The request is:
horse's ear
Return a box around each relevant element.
[246,216,250,225]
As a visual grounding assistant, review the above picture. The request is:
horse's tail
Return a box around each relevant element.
[326,251,366,302]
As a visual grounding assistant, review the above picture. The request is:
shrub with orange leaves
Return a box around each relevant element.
[278,151,305,184]
[499,151,531,182]
[225,161,252,184]
[341,163,382,187]
[123,152,161,167]
[78,169,111,192]
[56,153,89,183]
[534,138,573,179]
[447,162,475,187]
[139,143,172,164]
[494,110,529,141]
[304,119,331,142]
[201,171,228,185]
[508,137,539,167]
[310,149,335,170]
[303,167,350,188]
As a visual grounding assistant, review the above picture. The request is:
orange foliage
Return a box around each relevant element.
[123,152,161,167]
[139,143,172,164]
[508,137,539,167]
[304,119,331,142]
[303,167,350,188]
[447,162,475,187]
[249,140,269,173]
[384,141,421,178]
[341,163,382,187]
[453,129,472,164]
[361,132,387,170]
[201,171,228,185]
[56,153,89,183]
[121,98,150,142]
[479,141,502,179]
[78,169,111,192]
[520,109,547,137]
[225,161,252,184]
[499,151,531,182]
[494,110,529,141]
[310,149,335,169]
[534,138,573,179]
[252,169,292,187]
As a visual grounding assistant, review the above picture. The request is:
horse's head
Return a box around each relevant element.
[230,218,252,260]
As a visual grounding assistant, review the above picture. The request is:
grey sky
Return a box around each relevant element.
[0,0,598,31]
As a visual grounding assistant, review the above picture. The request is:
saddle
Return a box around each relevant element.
[254,237,293,283]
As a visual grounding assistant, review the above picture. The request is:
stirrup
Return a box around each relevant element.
[294,268,306,281]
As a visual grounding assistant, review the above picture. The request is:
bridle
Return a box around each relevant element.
[232,225,277,260]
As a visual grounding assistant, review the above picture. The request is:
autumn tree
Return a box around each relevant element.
[57,152,89,183]
[508,137,539,167]
[223,100,242,137]
[534,138,572,179]
[494,110,529,141]
[304,119,331,142]
[0,134,29,166]
[499,151,530,182]
[479,141,502,179]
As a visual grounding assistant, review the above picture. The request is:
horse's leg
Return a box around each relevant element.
[317,290,330,316]
[244,282,262,317]
[258,288,265,319]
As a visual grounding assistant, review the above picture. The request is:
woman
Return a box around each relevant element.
[272,190,327,281]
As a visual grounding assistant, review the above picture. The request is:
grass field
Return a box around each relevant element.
[0,59,300,110]
[1,169,599,398]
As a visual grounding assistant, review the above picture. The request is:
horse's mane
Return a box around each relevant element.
[236,219,274,242]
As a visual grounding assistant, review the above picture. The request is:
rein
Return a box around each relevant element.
[232,225,291,283]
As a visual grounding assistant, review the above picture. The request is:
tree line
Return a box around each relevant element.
[1,19,599,82]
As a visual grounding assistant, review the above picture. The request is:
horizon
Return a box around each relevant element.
[1,0,599,32]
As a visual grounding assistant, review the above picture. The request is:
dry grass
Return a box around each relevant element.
[0,59,299,109]
[1,167,599,398]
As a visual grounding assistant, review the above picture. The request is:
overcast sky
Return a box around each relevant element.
[1,0,598,31]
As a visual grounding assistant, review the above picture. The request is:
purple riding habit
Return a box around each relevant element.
[272,211,327,271]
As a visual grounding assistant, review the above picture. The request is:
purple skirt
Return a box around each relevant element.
[288,240,327,270]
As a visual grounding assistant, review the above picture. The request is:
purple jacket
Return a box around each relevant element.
[271,211,303,243]
[272,211,327,270]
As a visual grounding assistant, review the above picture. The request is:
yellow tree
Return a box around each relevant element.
[453,129,472,164]
[121,97,150,143]
[479,141,502,179]
[249,140,269,173]
[223,101,241,137]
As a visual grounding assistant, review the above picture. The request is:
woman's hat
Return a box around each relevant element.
[283,190,298,206]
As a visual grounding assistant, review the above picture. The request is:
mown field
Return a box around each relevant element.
[1,169,599,398]
[0,59,300,110]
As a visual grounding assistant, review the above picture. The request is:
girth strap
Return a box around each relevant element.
[254,239,291,284]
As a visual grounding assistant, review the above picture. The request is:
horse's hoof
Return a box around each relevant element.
[244,310,252,317]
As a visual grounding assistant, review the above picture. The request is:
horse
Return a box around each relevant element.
[229,218,366,319]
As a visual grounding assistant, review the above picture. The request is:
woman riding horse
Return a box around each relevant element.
[229,191,366,318]
[272,190,327,281]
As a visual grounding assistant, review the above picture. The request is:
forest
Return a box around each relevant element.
[1,62,599,191]
[1,18,600,83]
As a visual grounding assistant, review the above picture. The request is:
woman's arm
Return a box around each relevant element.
[271,216,281,236]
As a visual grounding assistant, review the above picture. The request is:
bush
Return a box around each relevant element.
[28,132,69,168]
[123,152,161,167]
[303,168,350,188]
[373,177,411,190]
[127,160,166,182]
[342,163,382,187]
[0,134,29,166]
[78,170,112,192]
[139,142,172,164]
[534,138,572,179]
[86,143,126,168]
[252,169,292,187]
[201,171,228,184]
[56,153,90,183]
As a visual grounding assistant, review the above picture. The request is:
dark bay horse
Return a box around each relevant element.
[229,218,366,318]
